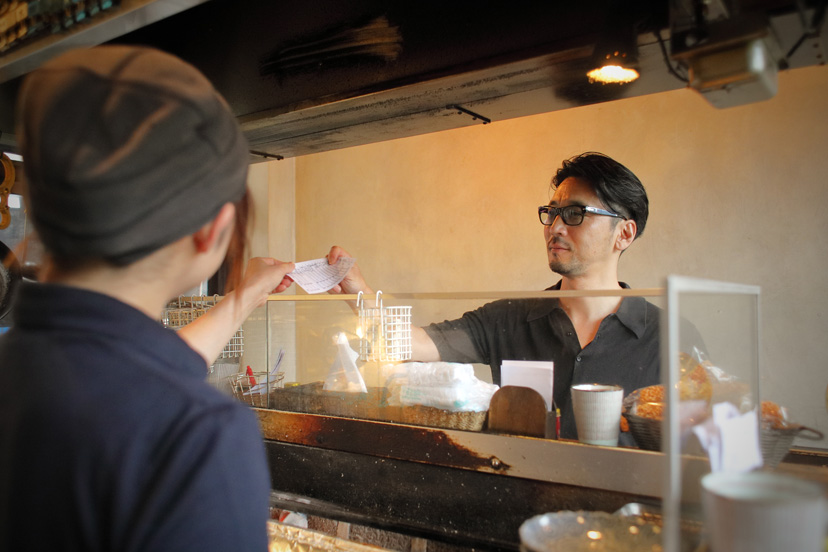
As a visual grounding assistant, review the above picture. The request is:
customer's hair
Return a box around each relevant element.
[551,152,649,238]
[220,190,252,294]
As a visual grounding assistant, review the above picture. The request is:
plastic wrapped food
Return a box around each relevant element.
[628,355,713,421]
[760,400,789,429]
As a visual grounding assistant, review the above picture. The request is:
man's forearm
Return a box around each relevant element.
[412,326,441,362]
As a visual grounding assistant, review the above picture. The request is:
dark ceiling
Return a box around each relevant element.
[107,0,669,120]
[0,0,822,158]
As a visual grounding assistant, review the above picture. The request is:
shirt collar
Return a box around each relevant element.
[10,282,206,376]
[526,281,650,338]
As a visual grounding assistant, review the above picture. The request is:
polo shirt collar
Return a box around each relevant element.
[11,282,206,377]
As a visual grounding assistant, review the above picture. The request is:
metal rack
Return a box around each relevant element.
[356,290,412,362]
[161,295,243,359]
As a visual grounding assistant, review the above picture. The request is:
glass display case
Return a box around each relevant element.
[224,278,824,552]
[662,276,762,552]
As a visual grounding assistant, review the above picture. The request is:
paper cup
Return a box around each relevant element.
[701,471,827,552]
[571,383,623,446]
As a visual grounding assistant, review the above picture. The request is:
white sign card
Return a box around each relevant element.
[500,360,555,412]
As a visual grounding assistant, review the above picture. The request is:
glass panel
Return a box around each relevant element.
[663,276,761,552]
[232,281,769,552]
[258,289,672,435]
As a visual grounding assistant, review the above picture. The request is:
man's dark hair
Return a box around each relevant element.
[551,152,649,239]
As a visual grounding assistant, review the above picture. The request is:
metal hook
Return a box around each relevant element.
[448,104,491,125]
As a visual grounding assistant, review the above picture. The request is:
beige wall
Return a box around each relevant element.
[242,159,297,380]
[262,64,828,444]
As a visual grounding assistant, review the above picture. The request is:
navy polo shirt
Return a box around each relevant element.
[424,282,662,440]
[0,283,270,552]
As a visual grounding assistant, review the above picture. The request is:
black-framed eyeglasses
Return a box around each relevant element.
[538,204,625,226]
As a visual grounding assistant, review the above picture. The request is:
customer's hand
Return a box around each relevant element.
[238,257,295,310]
[179,257,294,366]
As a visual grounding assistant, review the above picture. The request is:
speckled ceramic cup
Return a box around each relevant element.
[571,383,624,446]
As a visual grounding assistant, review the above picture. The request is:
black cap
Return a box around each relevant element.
[17,45,249,265]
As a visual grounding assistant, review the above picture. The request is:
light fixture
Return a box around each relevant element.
[670,13,781,109]
[587,25,640,85]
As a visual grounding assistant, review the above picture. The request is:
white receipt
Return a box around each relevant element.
[288,257,356,294]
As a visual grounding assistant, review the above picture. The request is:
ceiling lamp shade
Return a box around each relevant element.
[587,26,640,84]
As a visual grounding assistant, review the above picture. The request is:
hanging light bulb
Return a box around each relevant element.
[587,50,640,84]
[587,22,641,85]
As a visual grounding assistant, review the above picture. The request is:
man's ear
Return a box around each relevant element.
[192,203,236,253]
[615,219,638,253]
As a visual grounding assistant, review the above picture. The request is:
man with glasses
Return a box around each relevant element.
[327,152,656,440]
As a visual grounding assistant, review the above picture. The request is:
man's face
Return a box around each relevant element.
[544,177,622,278]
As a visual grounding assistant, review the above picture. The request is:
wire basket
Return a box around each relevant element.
[356,291,412,362]
[760,425,823,468]
[161,295,243,359]
[623,412,662,451]
[229,370,286,407]
[624,412,825,465]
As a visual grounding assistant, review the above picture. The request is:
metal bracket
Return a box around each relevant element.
[448,104,491,125]
[250,150,285,161]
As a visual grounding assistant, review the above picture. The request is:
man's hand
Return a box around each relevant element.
[324,246,441,362]
[326,246,372,295]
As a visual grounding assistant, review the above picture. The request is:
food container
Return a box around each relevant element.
[518,511,664,552]
[268,520,394,552]
[759,425,824,467]
[614,503,703,552]
[623,411,662,451]
[267,381,488,431]
[701,471,827,552]
[623,394,824,465]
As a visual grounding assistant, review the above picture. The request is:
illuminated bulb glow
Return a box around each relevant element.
[587,65,639,84]
[586,530,603,540]
[587,64,640,84]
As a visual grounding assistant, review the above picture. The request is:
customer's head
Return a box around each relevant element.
[16,45,250,270]
[551,152,648,239]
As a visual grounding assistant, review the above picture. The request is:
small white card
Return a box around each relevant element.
[692,402,763,473]
[500,360,555,411]
[288,257,356,294]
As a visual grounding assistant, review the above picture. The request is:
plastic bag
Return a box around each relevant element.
[383,362,499,412]
[323,332,367,393]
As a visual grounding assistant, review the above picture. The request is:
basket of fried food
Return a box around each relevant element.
[622,352,825,462]
[759,400,824,468]
[623,389,664,451]
[622,353,714,451]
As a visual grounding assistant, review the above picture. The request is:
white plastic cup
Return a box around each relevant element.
[701,471,827,552]
[570,383,624,446]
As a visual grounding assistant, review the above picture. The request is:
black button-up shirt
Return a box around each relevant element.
[424,282,661,440]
